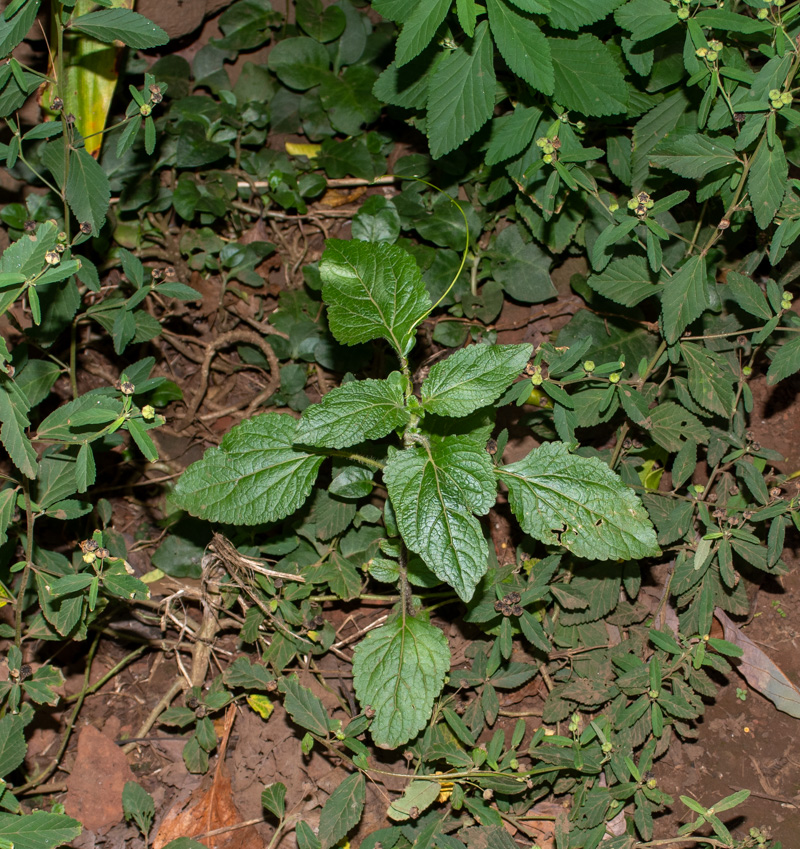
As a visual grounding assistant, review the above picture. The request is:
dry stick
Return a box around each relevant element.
[237,175,399,190]
[121,678,184,755]
[179,329,280,429]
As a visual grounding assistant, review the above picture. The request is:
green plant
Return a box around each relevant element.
[1,0,798,846]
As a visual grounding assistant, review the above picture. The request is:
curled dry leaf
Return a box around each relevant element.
[153,762,261,849]
[715,608,800,719]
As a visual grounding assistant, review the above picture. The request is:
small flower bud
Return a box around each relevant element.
[543,153,553,163]
[757,7,768,18]
[609,372,621,383]
[583,360,596,372]
[695,47,709,58]
[608,202,619,212]
[706,50,718,61]
[781,91,792,105]
[718,218,730,230]
[142,405,155,420]
[677,7,689,18]
[139,103,152,117]
[770,89,782,100]
[44,250,60,265]
[80,221,92,235]
[120,381,135,396]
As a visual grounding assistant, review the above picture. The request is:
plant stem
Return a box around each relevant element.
[327,450,385,471]
[69,318,79,399]
[62,644,148,703]
[15,479,35,647]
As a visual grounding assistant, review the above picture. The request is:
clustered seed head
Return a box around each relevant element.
[536,136,558,163]
[628,191,654,218]
[494,591,523,617]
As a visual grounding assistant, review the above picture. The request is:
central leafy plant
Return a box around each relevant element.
[174,235,659,747]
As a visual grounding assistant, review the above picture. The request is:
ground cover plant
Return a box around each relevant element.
[1,0,800,847]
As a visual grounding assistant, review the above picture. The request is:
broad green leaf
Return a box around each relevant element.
[122,782,155,838]
[486,0,553,95]
[498,442,660,560]
[767,335,800,385]
[296,373,409,448]
[383,439,495,600]
[395,0,449,67]
[223,657,274,690]
[650,134,738,179]
[694,9,771,34]
[267,37,330,90]
[661,256,708,345]
[318,773,365,849]
[0,715,25,779]
[485,106,542,166]
[748,140,787,228]
[352,612,449,747]
[735,458,769,505]
[278,675,330,737]
[680,342,736,417]
[615,0,678,41]
[261,783,286,820]
[631,90,691,188]
[387,780,440,821]
[648,402,709,453]
[70,9,168,49]
[319,66,381,136]
[0,812,81,849]
[65,148,110,236]
[173,413,324,525]
[426,21,495,159]
[456,0,478,35]
[0,486,15,545]
[550,35,628,117]
[421,343,532,417]
[127,418,158,463]
[0,221,58,278]
[508,0,551,11]
[296,0,345,42]
[75,442,95,493]
[320,239,431,356]
[725,271,772,320]
[0,0,41,59]
[489,224,556,304]
[546,0,622,30]
[0,377,36,479]
[587,256,659,308]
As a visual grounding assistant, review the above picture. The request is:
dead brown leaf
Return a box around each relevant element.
[154,761,262,849]
[715,608,800,719]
